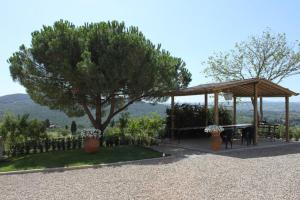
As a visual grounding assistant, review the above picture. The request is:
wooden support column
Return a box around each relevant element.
[171,96,175,140]
[214,92,219,125]
[233,96,237,125]
[260,97,263,121]
[204,93,208,126]
[285,96,290,142]
[253,84,258,145]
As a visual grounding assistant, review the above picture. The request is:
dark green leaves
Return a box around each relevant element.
[8,20,191,130]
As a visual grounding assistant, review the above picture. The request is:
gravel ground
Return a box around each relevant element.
[1,144,300,200]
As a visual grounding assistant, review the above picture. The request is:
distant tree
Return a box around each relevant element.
[204,30,300,83]
[119,112,130,136]
[71,121,77,135]
[44,119,50,128]
[9,20,191,135]
[204,30,300,120]
[65,125,68,130]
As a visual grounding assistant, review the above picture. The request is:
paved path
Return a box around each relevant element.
[1,144,300,200]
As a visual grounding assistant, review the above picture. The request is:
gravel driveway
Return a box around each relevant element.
[1,144,300,200]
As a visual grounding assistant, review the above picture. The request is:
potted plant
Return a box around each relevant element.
[204,125,224,151]
[81,129,101,153]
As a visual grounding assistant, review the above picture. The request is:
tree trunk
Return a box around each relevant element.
[250,97,261,123]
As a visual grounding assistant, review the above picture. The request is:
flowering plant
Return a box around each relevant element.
[81,129,101,138]
[204,125,224,135]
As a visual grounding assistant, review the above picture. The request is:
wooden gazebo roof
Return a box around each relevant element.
[170,78,299,97]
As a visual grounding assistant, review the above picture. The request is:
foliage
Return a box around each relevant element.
[119,112,129,135]
[58,128,70,137]
[204,30,300,83]
[0,94,170,128]
[274,125,300,140]
[46,129,71,139]
[104,113,164,146]
[70,121,77,135]
[8,20,191,133]
[0,113,46,151]
[5,136,85,157]
[127,113,164,144]
[44,119,50,128]
[166,104,232,130]
[0,146,161,172]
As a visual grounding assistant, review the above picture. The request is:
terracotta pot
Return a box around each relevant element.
[84,138,100,153]
[211,131,222,151]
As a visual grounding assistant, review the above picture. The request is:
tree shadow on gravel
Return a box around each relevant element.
[217,143,300,159]
[41,148,209,174]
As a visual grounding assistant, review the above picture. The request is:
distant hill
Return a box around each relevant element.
[0,94,167,128]
[0,94,299,127]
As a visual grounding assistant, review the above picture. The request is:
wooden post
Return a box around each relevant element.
[204,93,208,126]
[260,97,263,121]
[233,96,237,125]
[214,92,219,125]
[171,96,175,140]
[253,84,258,144]
[285,96,290,142]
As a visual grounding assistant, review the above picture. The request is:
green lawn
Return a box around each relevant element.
[0,145,162,172]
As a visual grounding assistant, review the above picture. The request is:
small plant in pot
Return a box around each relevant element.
[204,125,224,151]
[81,129,101,153]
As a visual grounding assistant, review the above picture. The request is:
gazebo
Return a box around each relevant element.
[169,78,299,144]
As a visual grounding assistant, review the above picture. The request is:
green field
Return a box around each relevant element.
[0,146,162,172]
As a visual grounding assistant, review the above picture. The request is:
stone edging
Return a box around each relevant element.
[0,155,174,176]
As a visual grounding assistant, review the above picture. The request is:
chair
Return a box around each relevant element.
[258,123,278,141]
[221,128,234,149]
[241,126,255,145]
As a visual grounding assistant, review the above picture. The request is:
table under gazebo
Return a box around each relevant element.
[168,78,299,144]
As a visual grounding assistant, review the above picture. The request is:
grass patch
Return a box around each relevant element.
[0,145,162,172]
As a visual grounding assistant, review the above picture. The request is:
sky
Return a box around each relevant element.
[1,0,300,103]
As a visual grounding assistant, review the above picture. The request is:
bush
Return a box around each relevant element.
[104,127,121,147]
[103,113,164,146]
[165,104,232,137]
[0,113,47,152]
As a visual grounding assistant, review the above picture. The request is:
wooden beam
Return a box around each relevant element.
[253,83,258,144]
[171,96,175,140]
[233,96,237,125]
[204,93,208,126]
[260,97,263,121]
[285,96,290,142]
[214,92,219,125]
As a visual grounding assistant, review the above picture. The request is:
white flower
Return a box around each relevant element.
[204,125,224,133]
[80,129,101,137]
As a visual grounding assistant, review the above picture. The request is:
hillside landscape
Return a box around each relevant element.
[0,94,299,127]
[0,94,167,128]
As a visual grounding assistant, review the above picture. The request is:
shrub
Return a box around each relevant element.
[165,104,232,137]
[126,113,164,146]
[103,113,164,146]
[57,129,70,137]
[104,127,121,147]
[0,113,47,153]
